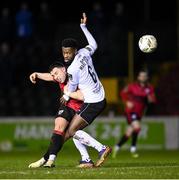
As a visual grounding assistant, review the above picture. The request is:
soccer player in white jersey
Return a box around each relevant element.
[60,13,112,167]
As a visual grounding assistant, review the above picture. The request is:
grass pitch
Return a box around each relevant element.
[0,149,179,179]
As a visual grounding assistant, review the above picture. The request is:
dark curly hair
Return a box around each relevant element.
[61,38,78,49]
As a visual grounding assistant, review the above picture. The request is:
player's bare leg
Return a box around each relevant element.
[28,117,68,168]
[64,114,88,140]
[65,114,112,168]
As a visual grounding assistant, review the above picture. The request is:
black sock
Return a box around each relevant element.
[43,149,50,161]
[117,135,129,147]
[49,133,64,155]
[43,131,64,160]
[131,132,139,147]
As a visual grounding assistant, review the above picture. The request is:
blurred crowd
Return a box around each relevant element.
[0,1,129,116]
[0,2,57,90]
[0,1,130,87]
[0,1,178,116]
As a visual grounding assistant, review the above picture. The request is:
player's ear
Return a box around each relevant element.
[74,48,77,54]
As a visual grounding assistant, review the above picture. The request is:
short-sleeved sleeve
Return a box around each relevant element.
[67,66,79,92]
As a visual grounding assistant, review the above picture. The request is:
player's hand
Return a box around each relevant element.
[126,101,134,109]
[29,73,38,84]
[81,12,87,24]
[147,94,156,103]
[60,96,66,105]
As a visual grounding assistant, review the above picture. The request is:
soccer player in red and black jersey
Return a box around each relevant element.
[28,62,84,168]
[112,70,156,158]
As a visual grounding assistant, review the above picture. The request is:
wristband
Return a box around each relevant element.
[63,94,70,101]
[80,23,86,27]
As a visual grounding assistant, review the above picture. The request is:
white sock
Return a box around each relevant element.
[114,145,120,152]
[74,130,105,152]
[130,146,136,153]
[49,154,56,161]
[73,138,90,161]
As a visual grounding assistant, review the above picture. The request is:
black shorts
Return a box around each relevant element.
[77,99,106,124]
[56,105,76,122]
[126,112,141,125]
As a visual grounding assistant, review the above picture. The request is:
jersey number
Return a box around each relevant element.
[88,65,97,83]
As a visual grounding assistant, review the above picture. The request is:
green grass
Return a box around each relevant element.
[0,149,179,179]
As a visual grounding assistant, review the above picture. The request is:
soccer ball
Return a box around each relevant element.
[138,35,157,53]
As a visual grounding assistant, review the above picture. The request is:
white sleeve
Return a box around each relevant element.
[67,68,79,92]
[80,24,98,55]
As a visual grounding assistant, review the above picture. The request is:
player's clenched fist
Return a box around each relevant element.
[80,12,87,24]
[30,72,38,84]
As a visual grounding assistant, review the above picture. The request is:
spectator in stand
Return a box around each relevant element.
[0,7,13,42]
[36,2,54,41]
[108,2,127,76]
[0,42,14,89]
[15,2,33,39]
[88,2,105,44]
[88,2,107,76]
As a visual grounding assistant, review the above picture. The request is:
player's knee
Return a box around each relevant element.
[125,127,133,137]
[54,122,64,132]
[125,131,132,137]
[54,117,68,132]
[54,126,65,132]
[133,127,141,134]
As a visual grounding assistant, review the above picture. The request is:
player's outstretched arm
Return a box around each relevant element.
[80,12,98,54]
[29,72,54,84]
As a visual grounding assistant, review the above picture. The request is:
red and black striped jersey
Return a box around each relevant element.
[59,83,83,111]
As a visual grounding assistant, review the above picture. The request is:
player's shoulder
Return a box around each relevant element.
[67,57,81,74]
[128,82,137,87]
[131,82,137,85]
[67,62,77,74]
[78,47,92,56]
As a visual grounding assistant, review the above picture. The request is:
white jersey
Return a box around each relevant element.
[67,47,105,103]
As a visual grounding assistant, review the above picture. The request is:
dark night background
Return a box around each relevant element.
[0,0,178,116]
